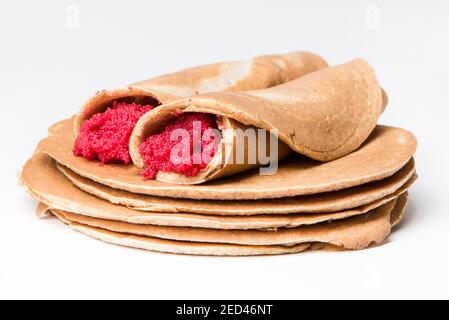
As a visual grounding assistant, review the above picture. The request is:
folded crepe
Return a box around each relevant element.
[130,59,387,184]
[74,51,327,133]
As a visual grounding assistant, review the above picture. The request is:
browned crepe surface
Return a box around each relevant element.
[75,51,327,133]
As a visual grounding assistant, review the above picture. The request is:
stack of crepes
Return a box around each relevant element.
[20,52,418,256]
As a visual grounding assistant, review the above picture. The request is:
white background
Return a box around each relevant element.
[1,0,448,299]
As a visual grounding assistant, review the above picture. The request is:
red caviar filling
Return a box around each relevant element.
[74,101,154,164]
[139,113,221,180]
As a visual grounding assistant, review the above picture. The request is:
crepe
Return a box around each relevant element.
[35,202,52,219]
[52,198,398,247]
[74,51,328,134]
[21,153,416,230]
[390,191,408,227]
[57,158,416,215]
[129,59,385,184]
[58,214,314,256]
[46,196,407,255]
[38,118,417,200]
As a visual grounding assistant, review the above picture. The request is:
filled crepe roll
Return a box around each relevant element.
[130,59,387,184]
[72,52,327,165]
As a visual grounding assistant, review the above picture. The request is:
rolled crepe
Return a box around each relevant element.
[73,51,327,134]
[130,59,386,184]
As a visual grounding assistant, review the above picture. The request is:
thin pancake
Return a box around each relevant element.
[48,197,407,256]
[21,153,416,230]
[57,159,416,215]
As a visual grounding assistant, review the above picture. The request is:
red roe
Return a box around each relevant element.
[74,101,154,164]
[139,113,221,180]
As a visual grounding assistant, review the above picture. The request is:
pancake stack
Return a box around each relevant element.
[20,52,417,256]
